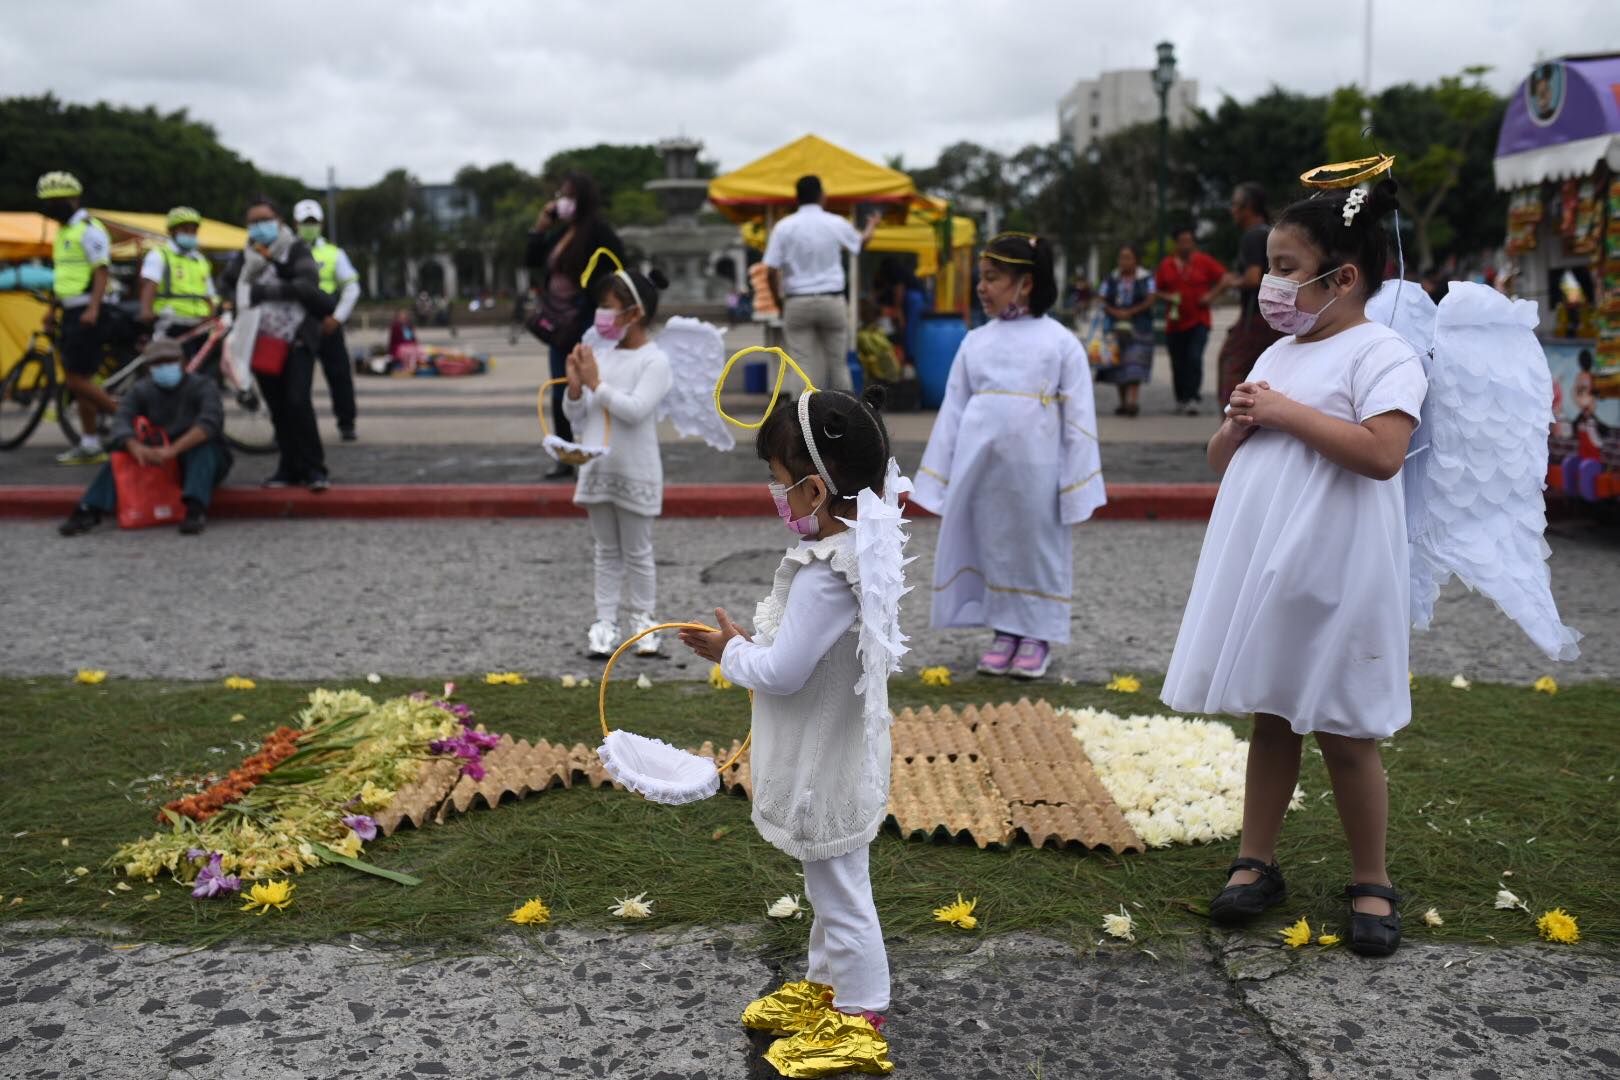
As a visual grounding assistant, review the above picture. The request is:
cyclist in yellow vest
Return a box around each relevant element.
[138,206,218,360]
[294,199,361,440]
[37,170,117,464]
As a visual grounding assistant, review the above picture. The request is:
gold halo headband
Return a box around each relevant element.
[579,246,643,312]
[1300,154,1396,190]
[982,231,1038,265]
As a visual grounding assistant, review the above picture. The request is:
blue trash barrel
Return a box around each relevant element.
[744,361,767,394]
[916,315,968,409]
[847,351,863,394]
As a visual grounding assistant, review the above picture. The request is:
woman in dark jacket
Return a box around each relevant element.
[234,196,336,490]
[525,172,624,478]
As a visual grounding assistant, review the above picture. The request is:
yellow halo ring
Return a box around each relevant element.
[1300,154,1396,190]
[713,346,819,430]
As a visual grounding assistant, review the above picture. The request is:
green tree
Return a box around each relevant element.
[540,144,665,206]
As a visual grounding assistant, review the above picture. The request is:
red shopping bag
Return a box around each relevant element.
[110,417,185,529]
[249,333,289,377]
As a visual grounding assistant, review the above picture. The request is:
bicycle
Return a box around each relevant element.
[1,293,278,454]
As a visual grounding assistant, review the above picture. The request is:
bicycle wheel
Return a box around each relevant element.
[0,350,54,450]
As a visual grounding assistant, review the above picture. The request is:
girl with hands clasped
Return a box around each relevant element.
[562,264,673,660]
[1163,178,1428,957]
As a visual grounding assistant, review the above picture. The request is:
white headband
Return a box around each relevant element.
[615,269,643,313]
[796,390,838,496]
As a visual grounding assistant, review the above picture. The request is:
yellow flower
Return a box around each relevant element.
[920,666,952,687]
[610,893,653,919]
[223,676,256,690]
[508,897,551,925]
[1280,917,1312,948]
[328,833,363,859]
[1450,674,1471,690]
[1101,905,1135,942]
[240,880,295,915]
[1532,676,1558,695]
[560,674,578,689]
[1316,933,1341,946]
[1537,908,1579,944]
[1105,673,1142,693]
[72,866,90,877]
[229,713,246,723]
[484,672,528,686]
[708,665,732,690]
[933,894,979,930]
[75,669,107,685]
[1423,907,1444,927]
[114,882,132,892]
[1408,670,1416,689]
[358,781,395,811]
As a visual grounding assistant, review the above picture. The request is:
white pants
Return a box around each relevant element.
[783,294,854,393]
[803,844,889,1013]
[585,504,656,624]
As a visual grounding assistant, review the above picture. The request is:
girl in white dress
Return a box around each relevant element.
[911,233,1105,680]
[679,385,904,1076]
[1162,180,1428,956]
[563,266,673,659]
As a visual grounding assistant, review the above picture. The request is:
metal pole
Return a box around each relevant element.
[1157,90,1168,265]
[326,165,338,246]
[1361,0,1374,131]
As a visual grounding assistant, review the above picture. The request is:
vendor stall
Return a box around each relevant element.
[1493,53,1620,502]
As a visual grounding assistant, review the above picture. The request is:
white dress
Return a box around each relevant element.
[1162,321,1428,739]
[561,341,672,516]
[910,316,1105,644]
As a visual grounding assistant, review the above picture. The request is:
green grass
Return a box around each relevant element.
[0,674,1615,953]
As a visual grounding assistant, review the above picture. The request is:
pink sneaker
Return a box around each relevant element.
[978,633,1021,675]
[1009,638,1051,680]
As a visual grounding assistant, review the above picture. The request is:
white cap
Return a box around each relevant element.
[293,199,324,224]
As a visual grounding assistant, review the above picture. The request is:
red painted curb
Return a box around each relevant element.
[0,483,1222,521]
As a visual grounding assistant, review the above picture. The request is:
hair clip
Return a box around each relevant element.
[1342,188,1368,227]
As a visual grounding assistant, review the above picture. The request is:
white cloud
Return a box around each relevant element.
[0,0,1612,186]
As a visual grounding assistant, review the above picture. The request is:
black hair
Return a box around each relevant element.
[598,266,670,322]
[1233,181,1269,221]
[1117,242,1140,259]
[1172,221,1197,240]
[981,232,1058,315]
[555,172,603,278]
[796,174,823,205]
[755,385,891,505]
[244,194,280,217]
[1274,178,1401,298]
[1579,349,1593,372]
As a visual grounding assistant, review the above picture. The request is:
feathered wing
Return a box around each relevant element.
[1367,278,1438,359]
[844,459,915,754]
[655,316,735,451]
[1405,282,1580,661]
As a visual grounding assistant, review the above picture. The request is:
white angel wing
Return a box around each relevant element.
[654,316,734,451]
[1366,278,1438,360]
[843,459,915,747]
[1405,282,1580,661]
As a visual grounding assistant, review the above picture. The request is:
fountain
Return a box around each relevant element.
[619,138,745,311]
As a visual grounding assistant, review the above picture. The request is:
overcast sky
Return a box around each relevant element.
[2,0,1613,187]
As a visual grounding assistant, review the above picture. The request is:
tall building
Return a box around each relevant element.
[1058,69,1199,149]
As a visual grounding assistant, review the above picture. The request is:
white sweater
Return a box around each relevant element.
[722,531,892,862]
[561,340,673,516]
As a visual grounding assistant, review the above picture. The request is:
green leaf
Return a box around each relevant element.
[307,842,422,886]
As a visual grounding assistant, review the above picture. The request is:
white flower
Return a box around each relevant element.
[1101,906,1136,942]
[610,893,654,919]
[1495,888,1526,910]
[366,673,382,684]
[1423,907,1444,926]
[1450,674,1471,690]
[767,894,806,920]
[635,674,653,690]
[560,675,578,689]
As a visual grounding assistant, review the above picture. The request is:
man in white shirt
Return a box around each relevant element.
[763,175,879,393]
[294,199,362,440]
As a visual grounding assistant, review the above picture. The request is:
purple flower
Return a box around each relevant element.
[464,729,501,751]
[428,738,451,755]
[186,848,209,864]
[341,814,378,841]
[190,853,242,899]
[462,760,486,781]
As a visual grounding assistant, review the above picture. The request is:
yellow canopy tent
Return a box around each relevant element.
[0,212,55,260]
[707,134,915,222]
[91,209,248,254]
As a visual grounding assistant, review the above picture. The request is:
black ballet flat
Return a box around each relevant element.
[1208,857,1287,925]
[1345,883,1403,957]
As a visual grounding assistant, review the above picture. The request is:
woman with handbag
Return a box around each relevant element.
[525,172,625,479]
[232,196,335,491]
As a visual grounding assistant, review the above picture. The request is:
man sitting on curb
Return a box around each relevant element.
[59,338,232,537]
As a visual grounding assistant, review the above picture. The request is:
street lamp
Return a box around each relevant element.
[1152,40,1177,265]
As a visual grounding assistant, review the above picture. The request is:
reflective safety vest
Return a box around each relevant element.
[52,215,108,300]
[311,239,357,295]
[155,247,213,319]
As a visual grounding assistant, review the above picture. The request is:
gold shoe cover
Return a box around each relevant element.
[763,1009,895,1077]
[741,979,833,1034]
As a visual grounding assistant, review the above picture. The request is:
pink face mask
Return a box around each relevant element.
[594,307,625,341]
[1258,266,1343,336]
[768,475,823,537]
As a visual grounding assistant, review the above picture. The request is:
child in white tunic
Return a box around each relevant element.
[563,267,673,659]
[1162,180,1429,957]
[911,232,1105,680]
[679,384,904,1076]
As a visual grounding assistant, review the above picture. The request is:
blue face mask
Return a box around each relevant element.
[174,232,199,252]
[149,362,183,390]
[247,221,279,246]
